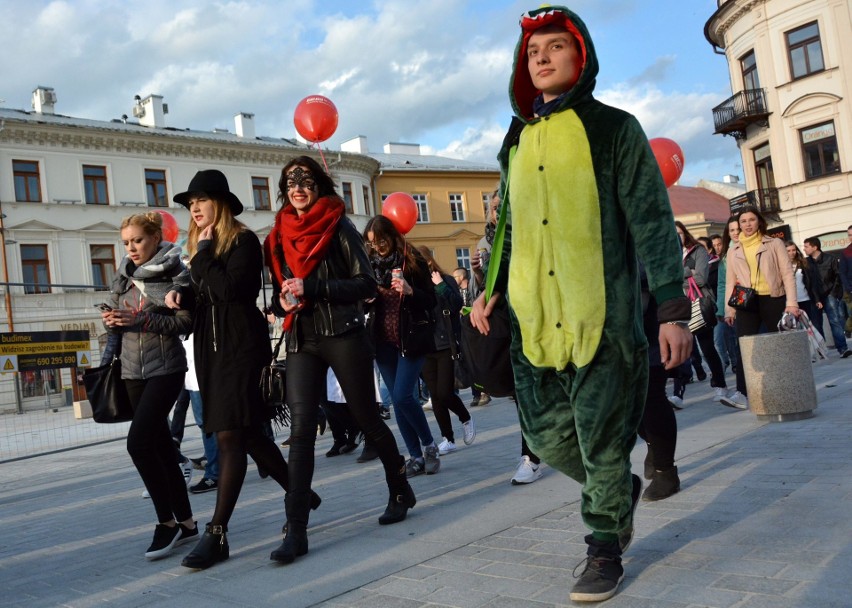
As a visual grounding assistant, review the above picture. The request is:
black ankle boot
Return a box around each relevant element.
[181,523,229,569]
[642,466,680,502]
[270,526,308,564]
[378,482,416,525]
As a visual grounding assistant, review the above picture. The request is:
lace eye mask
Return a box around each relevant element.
[286,167,317,192]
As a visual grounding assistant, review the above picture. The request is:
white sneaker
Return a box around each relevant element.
[437,438,457,455]
[180,459,193,487]
[422,399,433,411]
[713,387,729,402]
[720,391,748,410]
[462,418,476,445]
[142,488,150,499]
[511,456,542,485]
[668,395,684,410]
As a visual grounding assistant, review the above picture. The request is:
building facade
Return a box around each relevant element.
[0,90,499,412]
[705,0,852,250]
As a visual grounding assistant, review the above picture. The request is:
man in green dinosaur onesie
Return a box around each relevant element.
[470,6,692,602]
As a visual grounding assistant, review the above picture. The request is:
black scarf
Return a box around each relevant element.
[532,91,570,118]
[484,221,496,246]
[370,250,404,288]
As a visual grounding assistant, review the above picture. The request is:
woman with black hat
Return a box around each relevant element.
[264,156,416,566]
[172,169,307,570]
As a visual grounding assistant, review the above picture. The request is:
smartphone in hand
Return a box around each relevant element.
[94,303,113,312]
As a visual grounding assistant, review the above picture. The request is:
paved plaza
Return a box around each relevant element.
[1,356,850,607]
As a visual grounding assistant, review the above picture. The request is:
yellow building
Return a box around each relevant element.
[342,138,500,274]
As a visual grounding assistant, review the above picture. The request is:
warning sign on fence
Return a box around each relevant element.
[0,331,91,372]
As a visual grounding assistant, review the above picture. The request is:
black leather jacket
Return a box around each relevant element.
[269,216,377,352]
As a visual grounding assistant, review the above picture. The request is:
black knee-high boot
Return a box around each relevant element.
[378,456,416,525]
[271,492,311,564]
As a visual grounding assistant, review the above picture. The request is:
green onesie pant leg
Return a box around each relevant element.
[509,314,647,536]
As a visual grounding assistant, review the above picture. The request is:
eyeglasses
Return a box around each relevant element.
[367,239,389,250]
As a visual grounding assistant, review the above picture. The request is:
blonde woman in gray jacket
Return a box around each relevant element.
[721,206,799,409]
[101,212,197,560]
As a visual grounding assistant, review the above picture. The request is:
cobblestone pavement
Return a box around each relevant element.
[1,356,850,607]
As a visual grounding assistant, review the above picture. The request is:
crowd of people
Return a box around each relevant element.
[96,5,851,604]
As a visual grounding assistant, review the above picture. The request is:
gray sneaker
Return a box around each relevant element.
[424,445,441,475]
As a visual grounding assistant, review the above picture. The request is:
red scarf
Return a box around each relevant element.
[264,196,344,330]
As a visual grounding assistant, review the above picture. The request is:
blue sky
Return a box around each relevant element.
[0,0,742,185]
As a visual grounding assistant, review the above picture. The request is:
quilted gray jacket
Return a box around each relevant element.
[107,242,192,380]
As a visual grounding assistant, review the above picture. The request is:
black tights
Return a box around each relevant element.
[211,423,289,527]
[638,365,677,470]
[286,326,404,528]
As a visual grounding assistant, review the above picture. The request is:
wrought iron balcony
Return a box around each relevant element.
[729,188,780,215]
[712,89,770,139]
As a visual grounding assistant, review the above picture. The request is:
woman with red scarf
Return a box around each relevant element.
[264,156,415,566]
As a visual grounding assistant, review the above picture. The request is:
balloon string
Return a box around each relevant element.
[315,143,330,173]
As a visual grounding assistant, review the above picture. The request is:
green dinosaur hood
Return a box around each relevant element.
[510,5,599,121]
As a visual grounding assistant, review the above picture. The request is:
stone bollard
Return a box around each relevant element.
[738,330,817,422]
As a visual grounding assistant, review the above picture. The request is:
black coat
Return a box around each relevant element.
[190,231,272,432]
[431,273,463,352]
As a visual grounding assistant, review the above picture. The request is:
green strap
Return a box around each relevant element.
[484,145,515,300]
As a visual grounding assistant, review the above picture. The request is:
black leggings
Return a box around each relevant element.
[638,365,677,470]
[286,326,403,528]
[421,349,470,443]
[125,373,192,524]
[733,295,787,395]
[693,327,727,389]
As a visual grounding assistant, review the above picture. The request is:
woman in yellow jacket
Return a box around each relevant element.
[722,206,800,409]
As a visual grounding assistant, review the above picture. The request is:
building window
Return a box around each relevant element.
[21,244,51,294]
[786,21,824,80]
[741,50,760,90]
[413,194,429,223]
[83,165,109,205]
[90,245,116,290]
[800,121,840,179]
[449,193,466,222]
[145,169,168,207]
[342,182,354,213]
[362,185,371,215]
[753,143,776,193]
[13,160,42,202]
[456,247,471,271]
[482,193,490,218]
[252,176,271,210]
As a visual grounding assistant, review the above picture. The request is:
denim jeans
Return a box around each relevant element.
[713,317,739,371]
[812,295,849,354]
[189,390,219,481]
[375,341,434,458]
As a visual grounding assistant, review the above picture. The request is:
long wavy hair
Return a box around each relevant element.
[185,197,247,258]
[720,215,740,259]
[363,215,424,276]
[785,240,811,271]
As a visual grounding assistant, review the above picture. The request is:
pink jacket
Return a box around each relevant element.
[724,235,797,317]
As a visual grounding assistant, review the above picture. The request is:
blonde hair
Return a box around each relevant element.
[185,196,247,258]
[121,212,163,238]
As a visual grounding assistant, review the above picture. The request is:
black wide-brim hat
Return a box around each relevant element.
[173,169,244,216]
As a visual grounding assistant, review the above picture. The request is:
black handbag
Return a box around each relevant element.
[458,171,515,398]
[83,356,133,423]
[442,309,471,390]
[260,331,290,428]
[727,253,761,312]
[460,299,514,397]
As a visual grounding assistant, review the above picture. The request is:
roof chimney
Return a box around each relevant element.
[234,112,255,138]
[341,136,369,154]
[722,174,740,184]
[383,142,421,155]
[32,86,57,114]
[133,94,168,128]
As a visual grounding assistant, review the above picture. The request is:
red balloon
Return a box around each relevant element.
[293,95,339,143]
[154,209,180,243]
[382,192,418,235]
[649,138,685,188]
